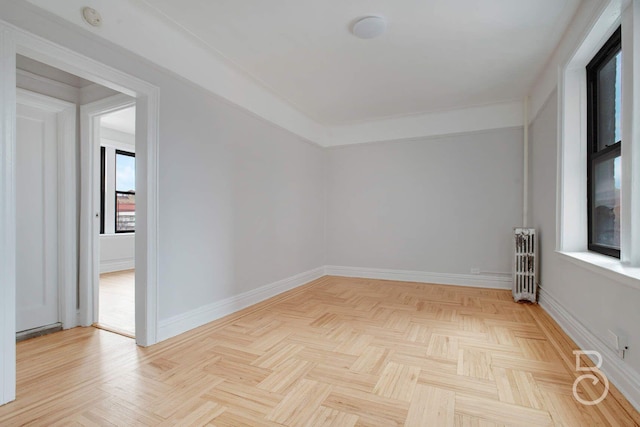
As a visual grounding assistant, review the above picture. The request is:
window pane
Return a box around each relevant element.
[592,155,621,247]
[116,152,135,192]
[115,151,135,232]
[116,192,135,232]
[596,52,622,151]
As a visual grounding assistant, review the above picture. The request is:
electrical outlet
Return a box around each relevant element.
[608,329,629,359]
[470,268,481,275]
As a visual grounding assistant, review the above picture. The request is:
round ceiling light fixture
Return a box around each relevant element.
[352,16,387,39]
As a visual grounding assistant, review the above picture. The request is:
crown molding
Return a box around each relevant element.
[324,100,524,147]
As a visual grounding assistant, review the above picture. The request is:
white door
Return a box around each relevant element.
[15,101,59,332]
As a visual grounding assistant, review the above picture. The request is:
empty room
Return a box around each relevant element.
[1,0,640,425]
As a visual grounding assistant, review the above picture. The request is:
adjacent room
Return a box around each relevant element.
[98,105,136,337]
[1,0,639,425]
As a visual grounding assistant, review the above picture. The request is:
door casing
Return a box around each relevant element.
[80,94,136,328]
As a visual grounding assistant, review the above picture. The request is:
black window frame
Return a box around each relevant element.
[114,149,136,234]
[586,26,621,258]
[100,146,106,235]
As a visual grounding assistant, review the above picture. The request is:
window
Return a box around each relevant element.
[586,27,621,258]
[115,150,136,233]
[100,146,106,234]
[559,10,640,283]
[100,146,135,234]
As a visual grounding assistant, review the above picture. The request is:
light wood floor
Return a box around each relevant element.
[2,276,639,426]
[98,269,135,337]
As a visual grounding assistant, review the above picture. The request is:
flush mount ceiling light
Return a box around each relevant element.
[352,16,387,39]
[82,7,102,27]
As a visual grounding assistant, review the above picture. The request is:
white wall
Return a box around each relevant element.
[157,82,326,319]
[2,2,326,326]
[326,128,523,279]
[100,234,135,274]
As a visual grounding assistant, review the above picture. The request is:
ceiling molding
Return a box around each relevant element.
[324,100,524,147]
[25,0,526,146]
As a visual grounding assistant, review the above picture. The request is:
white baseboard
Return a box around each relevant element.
[100,259,135,274]
[324,265,512,289]
[539,287,640,412]
[157,265,510,342]
[157,267,325,342]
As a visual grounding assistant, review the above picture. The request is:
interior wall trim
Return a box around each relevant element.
[99,260,135,275]
[324,265,512,289]
[157,267,326,342]
[539,286,640,412]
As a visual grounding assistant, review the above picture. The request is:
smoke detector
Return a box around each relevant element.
[82,7,102,27]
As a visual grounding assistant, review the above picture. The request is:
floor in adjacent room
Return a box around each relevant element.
[97,269,135,337]
[2,276,639,426]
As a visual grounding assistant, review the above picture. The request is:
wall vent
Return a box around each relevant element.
[513,228,537,303]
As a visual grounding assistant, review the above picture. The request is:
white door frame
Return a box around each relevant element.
[0,20,160,405]
[16,88,77,332]
[80,94,136,328]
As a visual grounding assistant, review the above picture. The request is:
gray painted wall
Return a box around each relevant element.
[157,82,325,318]
[529,89,640,374]
[326,128,523,276]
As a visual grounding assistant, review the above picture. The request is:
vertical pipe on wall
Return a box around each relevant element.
[523,96,530,227]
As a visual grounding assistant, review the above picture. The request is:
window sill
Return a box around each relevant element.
[556,251,640,292]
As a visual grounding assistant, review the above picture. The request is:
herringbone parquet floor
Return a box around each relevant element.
[98,269,135,337]
[1,276,639,426]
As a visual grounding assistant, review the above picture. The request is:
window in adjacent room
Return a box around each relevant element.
[115,150,136,233]
[586,27,621,258]
[100,146,106,234]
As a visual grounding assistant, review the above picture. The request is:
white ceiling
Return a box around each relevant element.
[101,106,136,135]
[138,0,580,124]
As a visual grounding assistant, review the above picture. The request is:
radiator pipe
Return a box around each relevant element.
[523,96,529,227]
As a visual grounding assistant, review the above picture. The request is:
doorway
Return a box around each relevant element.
[14,56,140,341]
[96,105,137,337]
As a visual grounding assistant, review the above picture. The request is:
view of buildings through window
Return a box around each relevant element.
[115,150,136,233]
